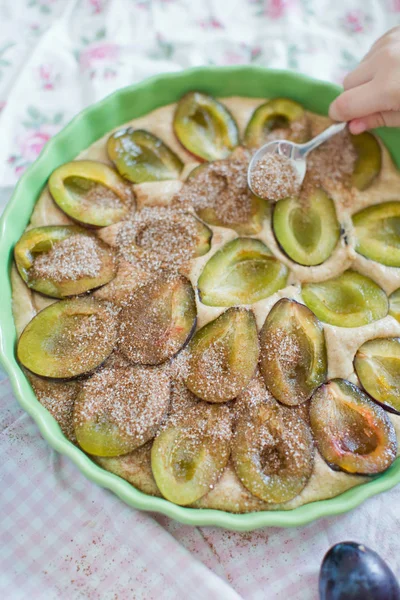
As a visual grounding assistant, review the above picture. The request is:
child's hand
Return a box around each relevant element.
[329,26,400,133]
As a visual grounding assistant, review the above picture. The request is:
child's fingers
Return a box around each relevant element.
[330,26,400,129]
[359,40,383,64]
[329,81,382,121]
[343,59,374,90]
[357,28,400,68]
[343,47,392,90]
[364,26,400,58]
[349,111,400,133]
[376,26,400,46]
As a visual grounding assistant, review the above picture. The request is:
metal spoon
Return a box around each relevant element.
[247,122,347,195]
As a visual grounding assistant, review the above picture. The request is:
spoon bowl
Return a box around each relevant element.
[247,122,346,196]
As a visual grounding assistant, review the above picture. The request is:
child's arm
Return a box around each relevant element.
[329,26,400,133]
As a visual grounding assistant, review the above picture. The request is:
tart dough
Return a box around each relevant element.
[12,97,400,513]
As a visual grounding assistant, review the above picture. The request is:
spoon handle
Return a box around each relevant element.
[298,122,347,157]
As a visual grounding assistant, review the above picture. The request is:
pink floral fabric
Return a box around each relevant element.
[1,1,400,599]
[0,0,399,184]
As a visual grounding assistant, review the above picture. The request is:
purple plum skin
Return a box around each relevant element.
[319,542,400,600]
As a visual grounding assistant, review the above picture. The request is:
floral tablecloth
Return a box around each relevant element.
[2,1,400,599]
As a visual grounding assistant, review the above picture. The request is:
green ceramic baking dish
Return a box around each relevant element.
[2,66,400,531]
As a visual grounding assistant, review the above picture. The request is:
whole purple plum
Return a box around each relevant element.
[319,541,400,600]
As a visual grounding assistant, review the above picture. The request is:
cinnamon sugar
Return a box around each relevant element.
[250,153,301,201]
[232,372,275,421]
[190,338,235,396]
[118,274,194,365]
[74,364,170,448]
[118,206,203,273]
[234,396,314,501]
[262,326,302,370]
[66,176,124,210]
[48,300,118,375]
[160,377,232,447]
[32,234,103,282]
[183,338,249,405]
[29,375,79,444]
[175,151,256,228]
[259,406,312,468]
[260,118,309,144]
[306,129,357,188]
[52,311,108,358]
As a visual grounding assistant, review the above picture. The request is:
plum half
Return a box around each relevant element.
[196,193,267,236]
[259,298,327,406]
[353,201,400,267]
[302,270,388,327]
[350,132,382,190]
[49,160,133,227]
[389,288,400,323]
[192,217,213,256]
[355,337,400,414]
[120,207,212,272]
[310,378,397,475]
[232,397,314,503]
[74,364,170,457]
[151,403,231,505]
[173,91,239,161]
[197,237,288,307]
[14,225,116,298]
[118,274,197,365]
[179,154,269,235]
[272,188,340,266]
[107,128,183,183]
[17,298,118,379]
[244,98,309,148]
[184,307,260,403]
